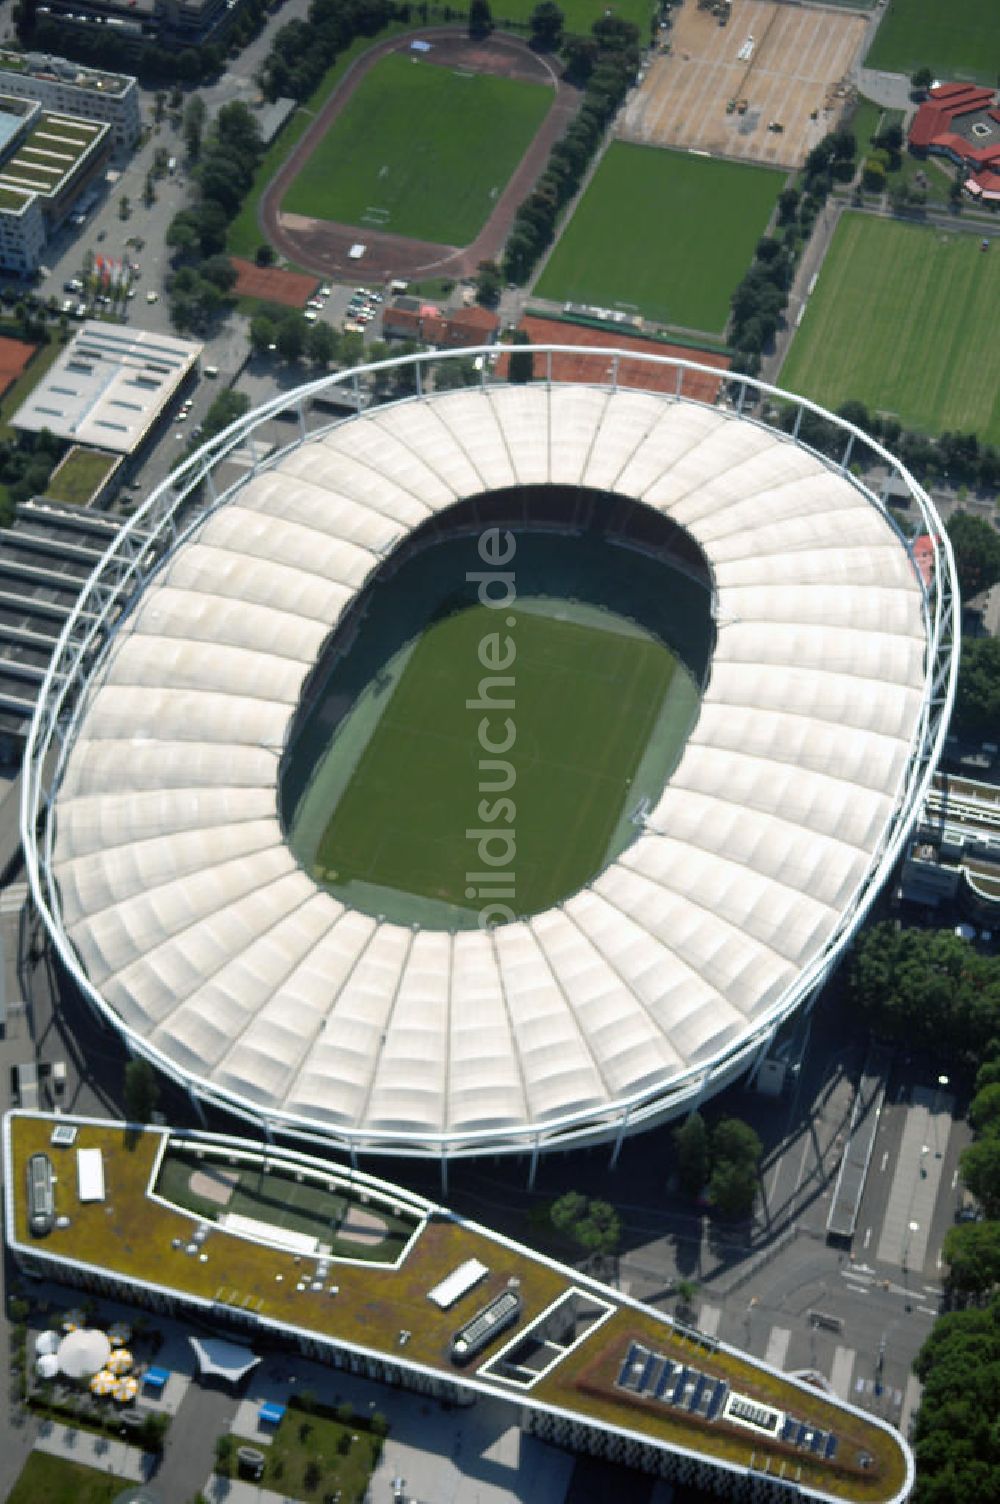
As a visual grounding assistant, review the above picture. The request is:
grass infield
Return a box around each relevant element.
[864,0,1000,85]
[311,602,690,919]
[281,53,552,245]
[780,214,1000,445]
[535,144,782,334]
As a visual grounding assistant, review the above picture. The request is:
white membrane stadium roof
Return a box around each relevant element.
[52,386,927,1152]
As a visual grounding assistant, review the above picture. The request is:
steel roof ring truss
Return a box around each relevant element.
[21,349,959,1161]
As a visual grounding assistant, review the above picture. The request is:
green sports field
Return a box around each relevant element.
[301,601,697,923]
[865,0,1000,85]
[281,54,552,245]
[781,215,1000,445]
[489,0,655,30]
[535,144,783,334]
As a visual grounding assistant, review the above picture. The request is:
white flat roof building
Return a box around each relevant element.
[13,322,202,454]
[0,52,140,148]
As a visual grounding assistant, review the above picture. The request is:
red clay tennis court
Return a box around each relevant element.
[0,336,37,399]
[504,317,731,404]
[232,260,318,308]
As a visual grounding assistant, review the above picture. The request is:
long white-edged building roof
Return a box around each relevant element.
[49,380,933,1156]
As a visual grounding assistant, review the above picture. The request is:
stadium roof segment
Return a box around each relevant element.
[32,359,955,1160]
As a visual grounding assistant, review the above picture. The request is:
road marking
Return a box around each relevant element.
[918,1306,938,1317]
[951,1169,958,1189]
[830,1345,855,1400]
[765,1326,791,1370]
[863,1227,872,1250]
[697,1304,721,1338]
[880,1151,889,1172]
[842,1269,873,1284]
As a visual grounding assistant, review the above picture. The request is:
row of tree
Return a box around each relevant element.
[729,129,858,371]
[502,14,641,285]
[258,0,397,104]
[164,102,264,331]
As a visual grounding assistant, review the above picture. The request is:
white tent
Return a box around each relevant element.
[36,1352,59,1379]
[35,1330,60,1356]
[58,1327,112,1379]
[188,1336,260,1386]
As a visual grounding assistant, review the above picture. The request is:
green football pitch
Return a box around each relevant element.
[781,214,1000,445]
[534,143,783,334]
[865,0,1000,85]
[304,602,697,922]
[281,54,552,245]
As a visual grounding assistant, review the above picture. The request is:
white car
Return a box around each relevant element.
[303,309,318,322]
[319,284,332,298]
[145,290,158,304]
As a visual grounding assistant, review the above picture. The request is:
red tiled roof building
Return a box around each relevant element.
[908,83,1000,203]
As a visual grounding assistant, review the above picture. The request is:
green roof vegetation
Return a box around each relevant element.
[8,1115,910,1503]
[43,446,117,505]
[0,184,28,210]
[0,114,104,196]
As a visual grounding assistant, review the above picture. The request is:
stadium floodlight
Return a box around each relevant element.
[21,347,958,1172]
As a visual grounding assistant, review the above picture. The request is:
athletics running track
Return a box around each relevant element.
[259,28,580,283]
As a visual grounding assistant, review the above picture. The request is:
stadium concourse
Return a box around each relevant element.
[25,359,954,1170]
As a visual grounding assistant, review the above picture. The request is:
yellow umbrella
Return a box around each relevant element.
[90,1370,116,1397]
[107,1349,133,1375]
[108,1322,132,1347]
[113,1375,138,1403]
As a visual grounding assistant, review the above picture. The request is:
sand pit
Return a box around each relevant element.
[338,1204,389,1246]
[620,0,866,168]
[189,1165,239,1206]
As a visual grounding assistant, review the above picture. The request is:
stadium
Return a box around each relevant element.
[22,349,957,1172]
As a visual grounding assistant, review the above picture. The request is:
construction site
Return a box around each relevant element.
[620,0,866,168]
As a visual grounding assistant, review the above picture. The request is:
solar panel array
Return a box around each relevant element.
[781,1414,839,1460]
[615,1342,839,1462]
[615,1342,729,1421]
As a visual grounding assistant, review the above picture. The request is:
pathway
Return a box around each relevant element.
[149,1380,239,1501]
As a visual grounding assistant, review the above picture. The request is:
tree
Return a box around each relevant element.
[942,1220,1000,1295]
[955,637,1000,736]
[573,1199,621,1258]
[947,512,1000,600]
[528,0,563,48]
[550,1191,587,1234]
[960,1136,1000,1220]
[250,314,277,354]
[674,1111,710,1196]
[307,320,337,367]
[254,242,276,267]
[123,1058,159,1123]
[971,1082,1000,1136]
[183,94,207,161]
[277,318,306,363]
[468,0,492,35]
[200,389,249,443]
[911,66,933,93]
[708,1117,761,1220]
[474,259,503,307]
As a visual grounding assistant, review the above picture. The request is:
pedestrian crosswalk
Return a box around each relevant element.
[765,1326,790,1369]
[697,1303,720,1338]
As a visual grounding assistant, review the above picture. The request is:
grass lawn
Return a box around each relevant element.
[155,1148,417,1261]
[780,214,1000,444]
[280,54,552,244]
[45,446,117,505]
[232,1408,381,1503]
[535,144,783,334]
[227,23,414,261]
[311,601,684,916]
[865,0,1000,83]
[7,1453,120,1504]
